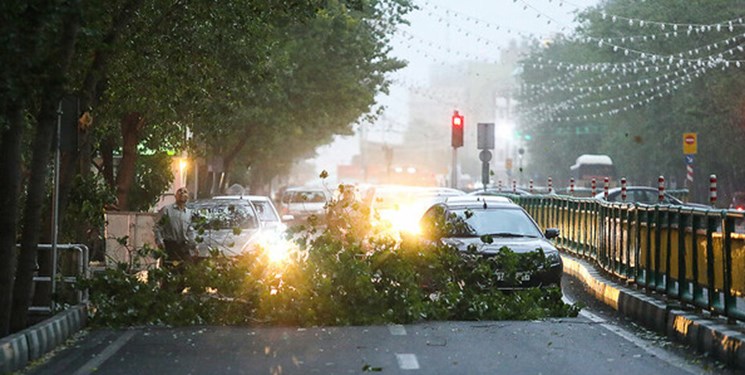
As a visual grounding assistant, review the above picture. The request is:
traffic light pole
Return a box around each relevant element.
[451,147,458,189]
[450,110,464,189]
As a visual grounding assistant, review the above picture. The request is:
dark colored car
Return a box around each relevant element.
[468,187,531,197]
[418,196,562,289]
[594,186,710,209]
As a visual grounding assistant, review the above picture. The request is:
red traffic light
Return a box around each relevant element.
[452,111,464,127]
[451,110,464,148]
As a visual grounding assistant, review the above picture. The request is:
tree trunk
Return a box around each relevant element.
[11,7,82,331]
[77,0,145,178]
[101,135,115,188]
[115,112,145,210]
[0,104,26,336]
[58,0,146,234]
[11,97,59,332]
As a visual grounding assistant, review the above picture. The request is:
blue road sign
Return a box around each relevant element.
[685,155,694,164]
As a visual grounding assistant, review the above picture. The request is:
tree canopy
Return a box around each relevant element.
[0,0,413,335]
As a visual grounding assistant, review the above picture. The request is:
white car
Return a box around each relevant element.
[278,187,329,224]
[213,195,285,231]
[213,195,290,252]
[188,198,264,257]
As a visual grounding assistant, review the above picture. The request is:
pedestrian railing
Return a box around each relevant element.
[28,243,90,314]
[514,195,745,322]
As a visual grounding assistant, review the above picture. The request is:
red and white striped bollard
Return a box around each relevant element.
[498,180,502,192]
[529,179,534,194]
[591,178,596,196]
[548,177,553,194]
[512,179,516,193]
[569,177,575,196]
[603,176,609,200]
[710,174,717,206]
[658,176,665,203]
[621,177,627,202]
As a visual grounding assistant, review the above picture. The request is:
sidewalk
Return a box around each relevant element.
[561,253,745,370]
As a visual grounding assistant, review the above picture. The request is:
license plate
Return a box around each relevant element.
[495,272,531,282]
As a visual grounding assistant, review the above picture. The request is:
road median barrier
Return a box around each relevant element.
[0,304,86,374]
[562,253,745,370]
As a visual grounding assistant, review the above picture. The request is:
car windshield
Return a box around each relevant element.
[292,191,326,203]
[251,200,279,222]
[190,200,259,230]
[447,208,542,238]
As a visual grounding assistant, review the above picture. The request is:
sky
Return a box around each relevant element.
[310,0,600,177]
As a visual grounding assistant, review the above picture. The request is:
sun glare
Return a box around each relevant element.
[377,207,422,235]
[255,233,297,264]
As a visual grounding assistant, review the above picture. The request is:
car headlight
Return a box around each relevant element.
[545,251,562,266]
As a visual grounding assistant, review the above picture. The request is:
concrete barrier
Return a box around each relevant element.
[562,254,745,370]
[0,332,29,374]
[0,304,87,374]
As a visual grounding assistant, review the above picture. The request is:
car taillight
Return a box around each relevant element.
[737,206,745,211]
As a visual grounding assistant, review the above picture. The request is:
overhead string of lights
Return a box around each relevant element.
[395,28,500,64]
[408,1,745,121]
[525,55,722,98]
[592,12,745,32]
[416,0,551,43]
[390,77,462,108]
[525,32,745,72]
[524,63,686,97]
[522,63,733,123]
[522,40,745,112]
[527,62,711,113]
[420,0,745,52]
[515,0,745,43]
[413,0,745,74]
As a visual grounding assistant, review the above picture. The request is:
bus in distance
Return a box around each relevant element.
[570,154,616,191]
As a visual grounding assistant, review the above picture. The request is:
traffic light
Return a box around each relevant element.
[451,110,464,148]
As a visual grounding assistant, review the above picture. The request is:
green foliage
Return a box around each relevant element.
[82,194,579,328]
[125,152,174,212]
[60,174,117,243]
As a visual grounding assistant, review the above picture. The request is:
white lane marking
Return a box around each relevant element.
[73,330,137,375]
[388,324,407,336]
[562,295,700,375]
[395,353,420,370]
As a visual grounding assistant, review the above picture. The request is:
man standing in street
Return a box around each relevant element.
[154,187,196,283]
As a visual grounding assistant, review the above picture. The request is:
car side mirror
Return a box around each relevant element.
[545,228,560,239]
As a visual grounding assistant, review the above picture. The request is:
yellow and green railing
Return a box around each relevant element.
[514,194,745,322]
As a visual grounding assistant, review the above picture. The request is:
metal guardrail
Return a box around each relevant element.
[514,195,745,322]
[28,243,89,314]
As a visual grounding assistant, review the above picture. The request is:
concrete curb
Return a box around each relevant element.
[562,254,745,369]
[0,304,87,374]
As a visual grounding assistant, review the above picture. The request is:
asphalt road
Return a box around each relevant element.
[24,275,739,375]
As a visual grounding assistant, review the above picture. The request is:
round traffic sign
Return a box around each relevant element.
[479,150,492,162]
[685,135,695,144]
